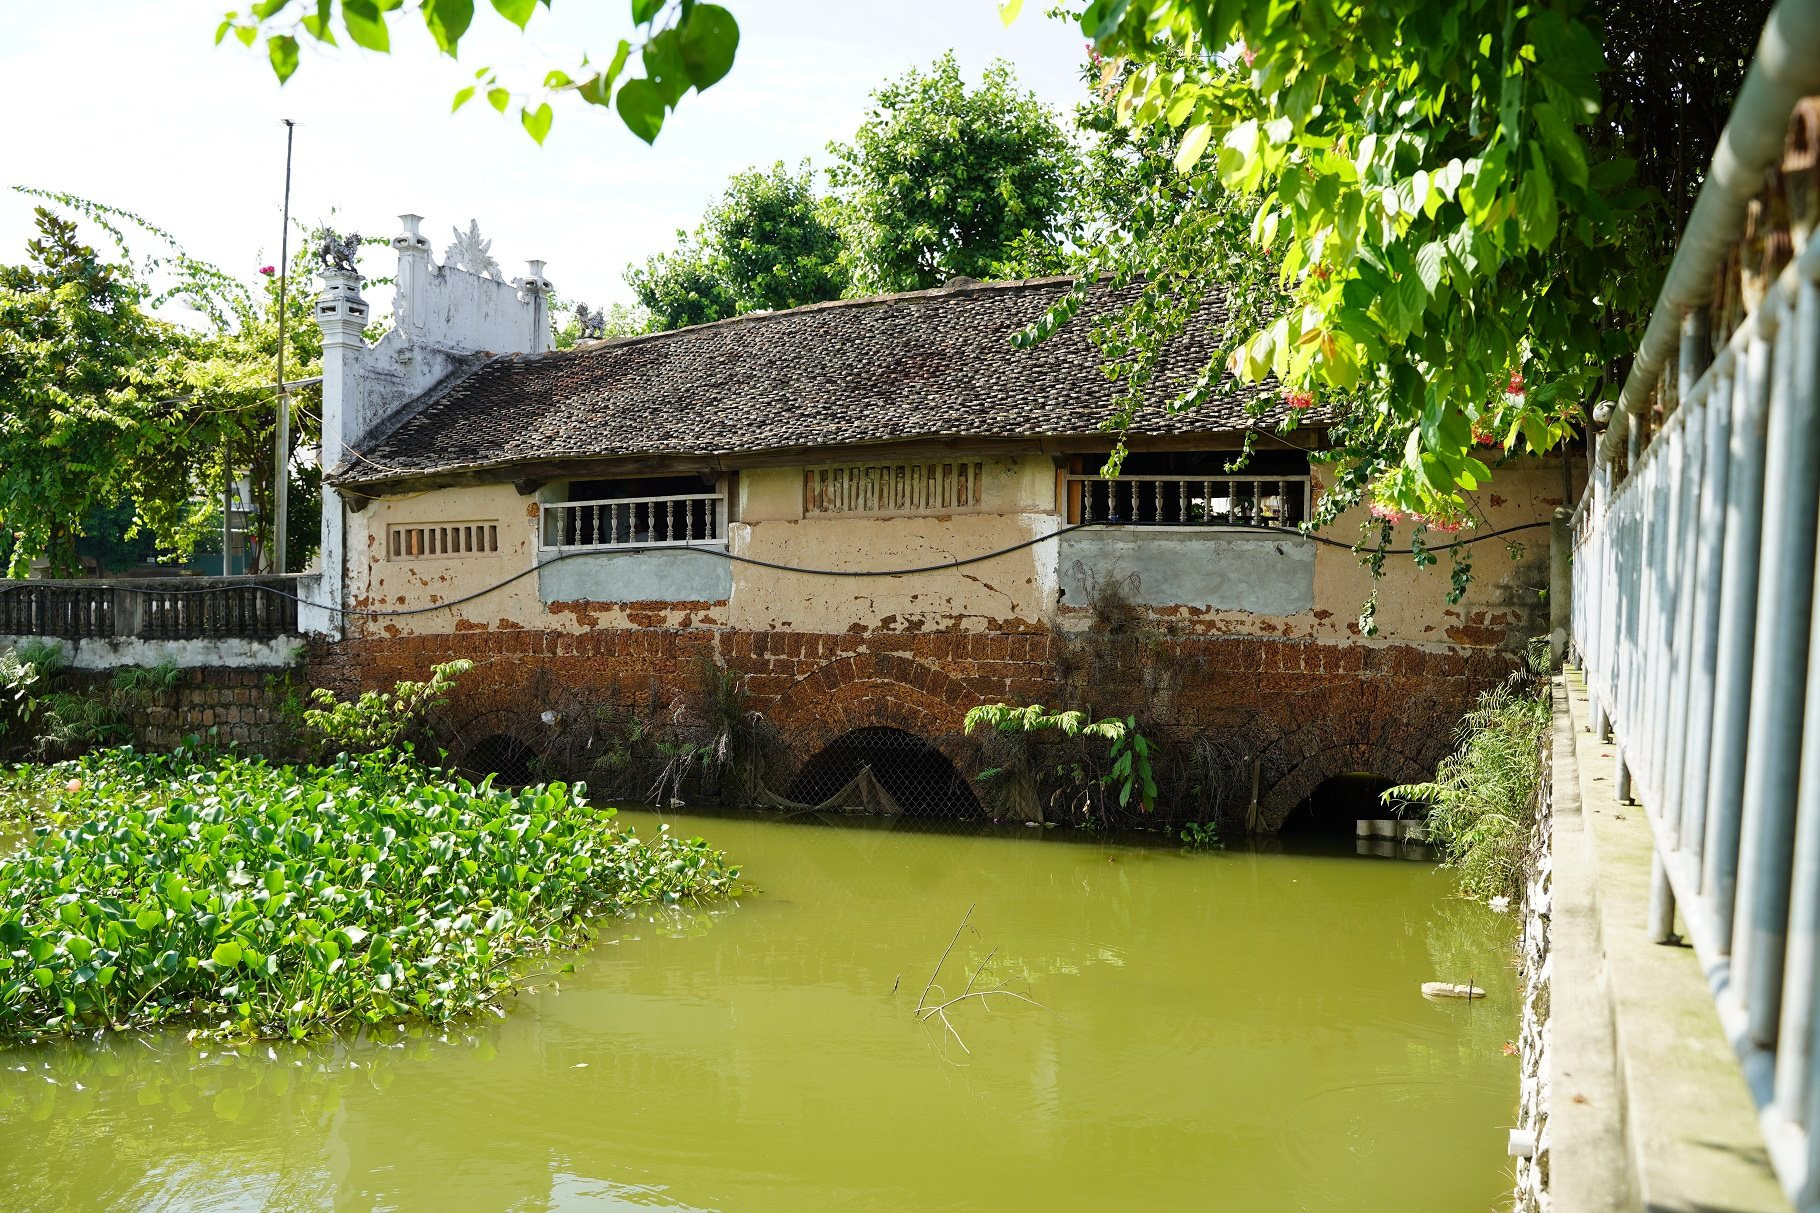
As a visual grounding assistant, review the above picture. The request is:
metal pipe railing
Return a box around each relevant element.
[1573,7,1820,1198]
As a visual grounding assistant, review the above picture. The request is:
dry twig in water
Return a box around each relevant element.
[913,905,1055,1059]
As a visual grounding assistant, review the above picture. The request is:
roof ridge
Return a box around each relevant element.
[538,274,1084,362]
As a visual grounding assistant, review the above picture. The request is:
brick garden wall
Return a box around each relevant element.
[50,666,302,758]
[308,625,1522,831]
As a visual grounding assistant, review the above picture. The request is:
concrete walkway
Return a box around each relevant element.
[1552,671,1788,1211]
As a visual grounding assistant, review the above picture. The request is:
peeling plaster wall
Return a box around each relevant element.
[341,455,1566,652]
[724,459,1059,633]
[346,482,543,638]
[1313,460,1565,650]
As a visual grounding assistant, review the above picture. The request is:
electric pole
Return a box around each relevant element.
[271,118,296,575]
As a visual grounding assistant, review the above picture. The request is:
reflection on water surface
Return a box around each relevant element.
[0,809,1518,1212]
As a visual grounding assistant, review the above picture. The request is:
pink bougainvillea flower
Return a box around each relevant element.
[259,265,276,276]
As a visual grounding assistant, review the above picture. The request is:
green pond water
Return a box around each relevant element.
[0,810,1520,1212]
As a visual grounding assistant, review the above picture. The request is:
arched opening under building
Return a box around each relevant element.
[462,733,539,788]
[787,727,982,819]
[1278,772,1404,837]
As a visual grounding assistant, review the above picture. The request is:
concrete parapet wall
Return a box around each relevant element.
[1057,530,1316,615]
[1513,692,1558,1211]
[2,635,304,672]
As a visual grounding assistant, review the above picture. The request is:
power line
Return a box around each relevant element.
[0,519,1551,621]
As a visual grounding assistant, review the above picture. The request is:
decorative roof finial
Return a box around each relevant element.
[445,219,503,279]
[575,303,605,340]
[314,227,362,273]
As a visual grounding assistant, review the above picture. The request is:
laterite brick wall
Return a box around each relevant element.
[309,625,1521,830]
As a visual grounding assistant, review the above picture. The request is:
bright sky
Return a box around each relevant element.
[0,1,1091,322]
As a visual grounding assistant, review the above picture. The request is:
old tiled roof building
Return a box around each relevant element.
[304,214,1563,833]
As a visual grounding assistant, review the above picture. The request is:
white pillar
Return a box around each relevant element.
[393,213,433,343]
[522,259,553,354]
[304,268,370,639]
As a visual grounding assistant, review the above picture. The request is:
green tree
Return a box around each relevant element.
[829,53,1080,292]
[142,240,324,572]
[629,161,850,331]
[627,235,738,331]
[706,163,850,313]
[0,209,163,576]
[1052,0,1762,521]
[6,192,327,575]
[218,0,740,146]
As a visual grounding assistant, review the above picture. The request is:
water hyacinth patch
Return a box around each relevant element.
[0,749,739,1043]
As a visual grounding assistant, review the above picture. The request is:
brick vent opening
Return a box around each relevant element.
[804,461,984,516]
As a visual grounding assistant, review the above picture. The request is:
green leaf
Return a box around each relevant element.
[452,85,476,112]
[616,77,666,143]
[134,908,163,931]
[491,0,537,28]
[342,0,391,52]
[421,0,474,55]
[578,40,632,105]
[300,12,337,43]
[521,102,554,145]
[1533,102,1589,189]
[999,0,1024,24]
[267,33,301,83]
[212,941,244,968]
[487,86,511,113]
[631,0,664,22]
[1414,240,1445,294]
[1517,148,1558,248]
[1174,121,1213,173]
[642,28,690,105]
[677,4,739,91]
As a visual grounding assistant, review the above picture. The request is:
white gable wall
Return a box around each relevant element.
[303,214,550,637]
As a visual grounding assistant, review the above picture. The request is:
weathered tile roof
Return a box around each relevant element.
[335,275,1319,489]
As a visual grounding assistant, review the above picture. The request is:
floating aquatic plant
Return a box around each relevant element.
[0,747,739,1043]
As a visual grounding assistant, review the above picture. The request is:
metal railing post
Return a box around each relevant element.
[1550,507,1572,671]
[1782,260,1820,1145]
[1663,310,1714,844]
[1707,324,1775,928]
[1735,276,1820,1048]
[1650,853,1681,944]
[1678,357,1737,873]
